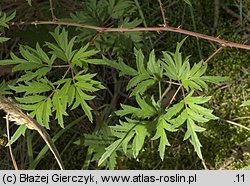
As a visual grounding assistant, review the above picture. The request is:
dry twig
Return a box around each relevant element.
[0,96,64,170]
[6,114,18,170]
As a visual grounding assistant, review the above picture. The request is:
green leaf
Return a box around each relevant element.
[5,11,16,23]
[187,108,209,123]
[50,27,67,52]
[26,0,32,6]
[72,43,99,66]
[19,45,43,64]
[192,62,207,77]
[17,67,51,83]
[174,42,184,73]
[15,95,47,104]
[171,109,188,128]
[184,94,211,104]
[192,78,208,90]
[184,118,205,159]
[10,81,52,95]
[241,99,250,107]
[98,139,122,166]
[116,94,157,119]
[130,79,156,97]
[83,58,108,65]
[188,103,218,120]
[70,71,103,122]
[121,132,134,155]
[151,116,176,160]
[190,81,202,91]
[8,125,27,145]
[176,37,188,53]
[53,78,71,85]
[71,43,88,65]
[74,74,105,91]
[52,90,68,128]
[147,50,162,78]
[242,164,250,170]
[178,57,190,79]
[43,97,52,129]
[115,105,141,117]
[180,61,209,91]
[0,80,15,95]
[134,48,147,74]
[31,101,44,126]
[0,54,24,66]
[132,124,149,158]
[36,43,51,65]
[65,37,77,60]
[183,0,192,6]
[0,11,16,28]
[46,42,67,61]
[12,62,43,72]
[0,37,9,43]
[67,85,75,106]
[201,76,230,84]
[72,88,93,122]
[74,71,96,81]
[110,0,134,18]
[9,45,48,71]
[164,101,185,119]
[162,52,178,80]
[106,57,138,76]
[189,62,202,77]
[107,151,118,170]
[136,94,157,116]
[127,73,150,90]
[19,102,42,111]
[111,119,148,159]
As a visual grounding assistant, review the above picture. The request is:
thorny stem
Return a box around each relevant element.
[49,0,57,21]
[158,0,168,27]
[204,44,225,63]
[11,20,250,50]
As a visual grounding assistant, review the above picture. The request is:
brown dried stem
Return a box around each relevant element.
[0,97,64,170]
[6,114,19,170]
